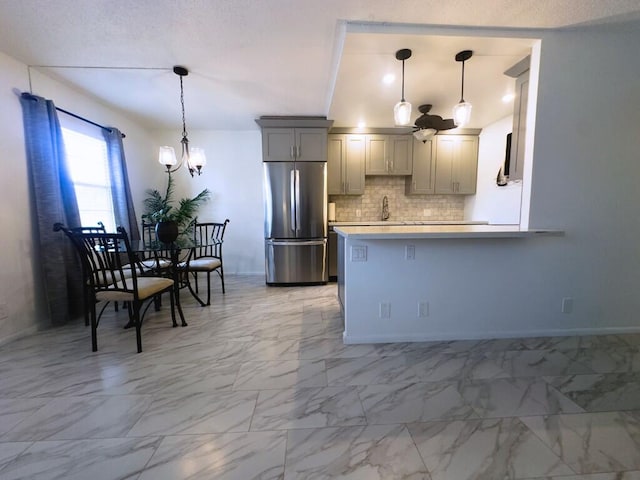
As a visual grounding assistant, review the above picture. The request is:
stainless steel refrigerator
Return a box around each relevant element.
[264,160,327,285]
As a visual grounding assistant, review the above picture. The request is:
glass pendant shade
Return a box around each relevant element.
[158,146,177,167]
[188,147,207,170]
[394,101,412,126]
[453,101,472,127]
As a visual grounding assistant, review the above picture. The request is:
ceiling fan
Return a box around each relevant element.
[412,104,456,142]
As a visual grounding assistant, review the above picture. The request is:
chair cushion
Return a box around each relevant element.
[180,258,222,271]
[96,277,174,302]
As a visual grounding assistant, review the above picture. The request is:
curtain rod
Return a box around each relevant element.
[55,107,126,138]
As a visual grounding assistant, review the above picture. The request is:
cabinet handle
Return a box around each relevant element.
[297,145,301,158]
[290,146,295,159]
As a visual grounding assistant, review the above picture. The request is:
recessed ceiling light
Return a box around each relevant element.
[382,73,395,85]
[357,121,366,130]
[502,93,515,103]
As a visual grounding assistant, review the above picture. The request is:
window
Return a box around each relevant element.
[61,125,117,232]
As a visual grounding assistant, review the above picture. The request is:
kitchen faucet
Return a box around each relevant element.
[382,195,390,221]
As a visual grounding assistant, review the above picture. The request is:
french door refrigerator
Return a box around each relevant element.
[264,160,327,285]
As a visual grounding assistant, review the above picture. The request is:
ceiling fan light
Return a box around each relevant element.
[453,101,472,127]
[394,101,412,126]
[413,128,437,143]
[159,146,177,166]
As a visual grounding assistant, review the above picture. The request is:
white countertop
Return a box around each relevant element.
[329,220,488,226]
[333,224,564,239]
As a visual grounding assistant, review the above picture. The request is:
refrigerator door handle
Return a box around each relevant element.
[269,240,326,247]
[290,169,296,231]
[295,169,301,233]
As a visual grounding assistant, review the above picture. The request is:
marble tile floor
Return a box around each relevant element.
[1,274,640,479]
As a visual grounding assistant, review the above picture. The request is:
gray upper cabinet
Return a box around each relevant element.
[405,138,435,194]
[327,134,365,195]
[261,127,327,162]
[509,69,529,181]
[365,134,412,175]
[434,135,479,194]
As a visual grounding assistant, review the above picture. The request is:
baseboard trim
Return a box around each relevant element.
[343,326,640,344]
[0,325,40,347]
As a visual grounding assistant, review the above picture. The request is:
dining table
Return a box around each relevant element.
[128,236,202,328]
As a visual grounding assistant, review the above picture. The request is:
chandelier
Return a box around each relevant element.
[158,66,206,176]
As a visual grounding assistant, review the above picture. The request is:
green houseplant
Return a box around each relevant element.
[142,172,210,243]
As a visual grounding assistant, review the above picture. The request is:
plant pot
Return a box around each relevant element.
[155,221,179,244]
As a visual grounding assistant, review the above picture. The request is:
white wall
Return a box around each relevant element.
[465,115,522,224]
[0,52,39,343]
[149,129,264,275]
[0,55,158,344]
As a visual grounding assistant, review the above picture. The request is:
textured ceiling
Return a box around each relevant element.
[0,0,639,131]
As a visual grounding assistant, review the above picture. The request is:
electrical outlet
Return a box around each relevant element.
[355,209,362,217]
[0,302,7,320]
[423,209,429,216]
[561,297,573,314]
[405,245,415,260]
[350,245,367,262]
[418,301,429,318]
[379,302,390,319]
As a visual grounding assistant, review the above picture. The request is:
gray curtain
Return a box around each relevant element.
[19,92,83,325]
[103,128,140,241]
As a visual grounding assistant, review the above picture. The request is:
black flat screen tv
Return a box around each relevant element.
[504,132,512,177]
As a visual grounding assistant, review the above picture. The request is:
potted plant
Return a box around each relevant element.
[142,172,210,243]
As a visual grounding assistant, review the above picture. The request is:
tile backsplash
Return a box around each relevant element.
[329,176,464,222]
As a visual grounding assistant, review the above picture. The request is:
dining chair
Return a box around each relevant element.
[54,222,110,326]
[182,219,229,306]
[72,226,177,353]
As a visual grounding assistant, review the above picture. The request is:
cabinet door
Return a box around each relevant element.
[327,134,345,195]
[406,138,435,194]
[389,135,412,174]
[454,136,479,194]
[262,128,296,161]
[435,135,478,194]
[434,136,456,194]
[295,128,327,162]
[344,135,366,194]
[509,70,529,181]
[365,135,388,174]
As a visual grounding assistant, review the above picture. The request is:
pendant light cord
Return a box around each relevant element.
[401,60,406,102]
[460,60,465,102]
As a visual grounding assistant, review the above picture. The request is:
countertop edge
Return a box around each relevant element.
[333,225,565,240]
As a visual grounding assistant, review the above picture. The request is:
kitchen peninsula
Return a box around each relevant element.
[335,224,563,344]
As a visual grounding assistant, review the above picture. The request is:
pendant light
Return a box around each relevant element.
[452,50,473,127]
[393,49,412,126]
[158,66,206,177]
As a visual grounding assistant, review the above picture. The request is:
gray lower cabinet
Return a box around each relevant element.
[405,138,435,194]
[365,134,412,175]
[327,134,365,195]
[434,134,479,194]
